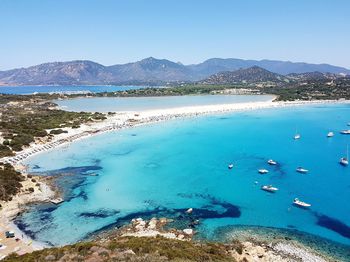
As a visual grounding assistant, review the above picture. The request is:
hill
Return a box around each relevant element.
[0,57,349,86]
[199,66,290,86]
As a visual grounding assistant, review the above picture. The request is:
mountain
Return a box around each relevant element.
[189,58,350,77]
[0,60,114,86]
[200,66,290,85]
[107,57,193,82]
[0,57,349,86]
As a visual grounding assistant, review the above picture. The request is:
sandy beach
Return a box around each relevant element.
[2,97,347,167]
[0,97,349,259]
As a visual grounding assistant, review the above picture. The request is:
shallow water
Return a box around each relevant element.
[19,104,350,248]
[55,94,274,112]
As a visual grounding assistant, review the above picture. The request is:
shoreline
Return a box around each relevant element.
[2,98,349,167]
[1,98,349,259]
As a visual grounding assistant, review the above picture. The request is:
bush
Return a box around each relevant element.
[0,164,24,201]
[49,129,68,135]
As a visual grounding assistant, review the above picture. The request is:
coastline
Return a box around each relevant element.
[3,97,349,167]
[1,97,349,259]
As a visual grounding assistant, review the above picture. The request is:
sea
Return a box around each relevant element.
[0,85,145,95]
[13,98,350,259]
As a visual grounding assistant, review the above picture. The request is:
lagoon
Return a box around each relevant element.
[55,95,274,112]
[19,103,350,249]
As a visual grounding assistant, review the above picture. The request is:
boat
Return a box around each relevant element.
[294,133,301,140]
[296,167,308,173]
[258,169,269,174]
[267,159,277,165]
[340,145,349,166]
[340,157,348,166]
[50,198,64,205]
[293,198,311,208]
[327,132,334,137]
[228,164,234,169]
[261,185,278,192]
[340,130,350,135]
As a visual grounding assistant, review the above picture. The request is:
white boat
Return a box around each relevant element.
[258,169,269,174]
[294,134,301,140]
[261,185,278,192]
[340,130,350,135]
[296,167,308,173]
[293,198,311,208]
[267,159,277,165]
[340,145,349,166]
[50,198,64,205]
[327,132,334,137]
[293,127,301,140]
[228,164,234,169]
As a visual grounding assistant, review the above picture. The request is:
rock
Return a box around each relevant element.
[183,228,193,235]
[45,255,56,261]
[122,249,135,255]
[90,246,100,252]
[148,218,157,229]
[177,234,185,240]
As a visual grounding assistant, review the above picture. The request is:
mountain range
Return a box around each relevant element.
[0,57,349,86]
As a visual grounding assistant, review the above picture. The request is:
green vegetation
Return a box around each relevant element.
[1,78,349,158]
[0,95,107,157]
[0,163,24,201]
[4,236,237,262]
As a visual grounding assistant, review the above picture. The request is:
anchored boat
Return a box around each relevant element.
[327,132,334,137]
[258,169,269,174]
[296,167,308,173]
[261,185,278,193]
[267,159,277,165]
[293,198,311,208]
[340,145,349,166]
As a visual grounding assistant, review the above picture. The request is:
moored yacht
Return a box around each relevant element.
[340,130,350,135]
[340,145,349,166]
[267,159,277,165]
[327,132,334,137]
[261,185,278,192]
[258,169,269,174]
[294,134,301,140]
[340,157,348,166]
[228,164,234,169]
[296,167,308,173]
[293,198,311,208]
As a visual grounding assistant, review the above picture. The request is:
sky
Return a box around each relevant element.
[0,0,350,70]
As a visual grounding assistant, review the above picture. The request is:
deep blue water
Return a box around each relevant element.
[0,85,145,95]
[19,104,350,248]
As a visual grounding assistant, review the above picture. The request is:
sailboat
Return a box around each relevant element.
[340,145,349,166]
[294,127,301,140]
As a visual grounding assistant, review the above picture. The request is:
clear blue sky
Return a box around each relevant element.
[1,0,349,70]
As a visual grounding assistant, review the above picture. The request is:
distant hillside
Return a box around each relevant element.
[286,71,341,81]
[200,66,290,86]
[189,58,350,78]
[0,57,349,86]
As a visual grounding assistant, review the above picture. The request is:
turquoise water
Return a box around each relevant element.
[18,104,350,248]
[0,85,145,95]
[55,95,274,112]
